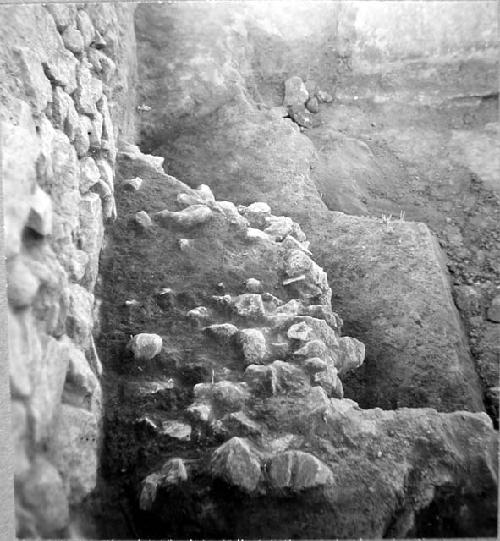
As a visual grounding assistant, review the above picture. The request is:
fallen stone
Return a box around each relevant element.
[283,76,309,108]
[291,110,314,129]
[187,306,210,322]
[233,293,266,319]
[316,90,333,103]
[122,177,143,191]
[237,328,268,365]
[246,228,271,242]
[160,420,192,441]
[240,202,271,228]
[245,278,263,293]
[337,336,365,374]
[216,200,249,227]
[133,210,152,230]
[194,381,249,411]
[139,458,188,511]
[127,333,163,361]
[306,96,320,113]
[211,437,262,493]
[154,205,213,228]
[220,411,262,438]
[204,323,239,344]
[264,215,295,241]
[269,450,333,491]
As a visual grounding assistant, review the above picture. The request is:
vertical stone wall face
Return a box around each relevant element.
[0,4,136,537]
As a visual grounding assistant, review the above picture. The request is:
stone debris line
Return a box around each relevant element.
[283,75,333,130]
[3,4,135,538]
[121,179,366,508]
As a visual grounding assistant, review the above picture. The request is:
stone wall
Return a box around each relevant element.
[1,3,136,537]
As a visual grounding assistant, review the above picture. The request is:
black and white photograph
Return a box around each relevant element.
[1,0,498,538]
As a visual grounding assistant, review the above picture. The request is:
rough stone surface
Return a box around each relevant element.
[211,437,262,493]
[127,333,163,361]
[1,4,135,536]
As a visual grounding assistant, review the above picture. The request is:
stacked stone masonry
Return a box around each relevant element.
[1,4,134,538]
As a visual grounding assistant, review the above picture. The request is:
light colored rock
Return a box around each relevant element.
[194,381,249,411]
[284,249,330,302]
[204,323,239,343]
[240,202,272,228]
[74,114,91,157]
[26,186,52,236]
[76,10,95,47]
[62,26,84,53]
[1,104,39,257]
[316,90,333,103]
[154,204,213,228]
[187,306,210,321]
[11,400,30,477]
[269,450,333,490]
[7,256,41,309]
[245,278,263,293]
[486,295,500,323]
[66,284,94,349]
[271,360,309,393]
[216,200,248,227]
[160,420,192,441]
[246,228,271,242]
[47,404,98,504]
[78,192,103,289]
[186,402,213,422]
[63,345,98,409]
[123,177,143,191]
[139,458,188,511]
[133,210,152,230]
[45,129,80,239]
[127,333,163,361]
[88,49,116,84]
[283,76,309,108]
[304,357,328,374]
[288,321,314,342]
[96,158,114,193]
[264,215,295,241]
[80,157,101,194]
[237,328,268,365]
[89,112,103,149]
[211,437,262,493]
[306,96,320,113]
[46,3,76,30]
[244,364,277,396]
[28,336,70,443]
[21,456,69,537]
[233,293,266,319]
[13,47,52,116]
[75,61,102,115]
[98,94,116,159]
[337,336,365,374]
[42,48,78,94]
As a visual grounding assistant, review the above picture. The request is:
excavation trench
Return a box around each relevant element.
[91,3,499,539]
